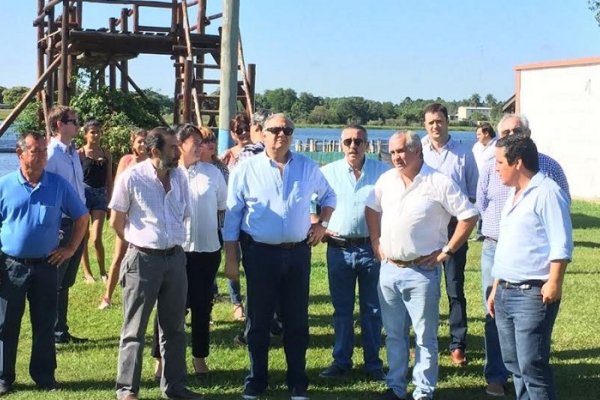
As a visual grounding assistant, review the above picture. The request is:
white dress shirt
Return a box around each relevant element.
[366,164,478,261]
[109,159,190,249]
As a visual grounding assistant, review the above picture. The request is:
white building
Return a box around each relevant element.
[457,106,492,121]
[515,56,600,200]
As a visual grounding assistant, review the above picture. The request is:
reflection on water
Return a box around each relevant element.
[0,153,18,177]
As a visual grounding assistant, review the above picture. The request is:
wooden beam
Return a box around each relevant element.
[0,54,62,138]
[58,0,69,104]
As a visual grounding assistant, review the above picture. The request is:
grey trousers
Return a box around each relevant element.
[115,246,188,399]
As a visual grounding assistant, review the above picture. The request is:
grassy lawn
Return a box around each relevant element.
[9,200,600,399]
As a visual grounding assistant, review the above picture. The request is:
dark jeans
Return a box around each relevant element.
[495,284,560,400]
[55,218,85,340]
[0,255,58,388]
[152,250,221,359]
[241,239,311,393]
[443,220,468,351]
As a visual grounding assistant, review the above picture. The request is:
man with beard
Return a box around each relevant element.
[109,127,200,400]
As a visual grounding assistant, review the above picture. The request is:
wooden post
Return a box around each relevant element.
[120,8,129,93]
[132,4,139,33]
[218,0,240,154]
[58,0,69,104]
[247,63,256,111]
[198,0,207,33]
[182,58,192,122]
[47,5,55,107]
[173,56,182,125]
[109,18,117,92]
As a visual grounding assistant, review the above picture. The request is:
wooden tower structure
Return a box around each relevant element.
[0,0,255,137]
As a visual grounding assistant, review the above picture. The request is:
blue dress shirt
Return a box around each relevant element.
[223,151,336,244]
[46,137,86,205]
[0,170,88,258]
[422,135,478,199]
[477,153,571,240]
[492,172,573,282]
[320,157,389,238]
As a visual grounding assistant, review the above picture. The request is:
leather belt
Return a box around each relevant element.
[130,244,180,257]
[388,255,428,268]
[327,236,370,248]
[4,255,48,266]
[498,279,545,289]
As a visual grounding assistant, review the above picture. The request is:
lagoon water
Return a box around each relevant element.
[0,127,476,178]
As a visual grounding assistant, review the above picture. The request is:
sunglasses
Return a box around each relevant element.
[500,127,525,137]
[63,118,80,126]
[265,127,294,136]
[343,138,365,147]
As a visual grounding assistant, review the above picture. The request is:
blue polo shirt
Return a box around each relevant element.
[0,169,88,258]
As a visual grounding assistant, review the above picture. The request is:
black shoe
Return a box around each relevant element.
[318,364,348,378]
[55,333,89,344]
[233,332,247,346]
[36,381,57,391]
[162,387,203,399]
[241,386,262,399]
[290,386,309,400]
[366,369,386,382]
[0,384,12,396]
[377,388,405,400]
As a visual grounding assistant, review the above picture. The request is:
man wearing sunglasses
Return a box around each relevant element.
[223,113,336,400]
[476,113,570,397]
[45,105,89,345]
[318,124,389,382]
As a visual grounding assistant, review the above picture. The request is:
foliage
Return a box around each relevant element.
[13,100,44,133]
[590,0,600,25]
[2,86,28,107]
[70,87,164,161]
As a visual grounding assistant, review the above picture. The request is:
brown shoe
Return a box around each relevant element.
[233,303,246,321]
[485,382,505,397]
[450,348,467,366]
[192,357,209,376]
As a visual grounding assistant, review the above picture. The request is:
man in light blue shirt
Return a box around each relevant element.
[487,135,572,400]
[45,105,89,344]
[476,113,570,397]
[317,124,389,382]
[421,103,478,366]
[223,114,336,400]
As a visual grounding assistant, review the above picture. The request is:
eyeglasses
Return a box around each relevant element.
[343,138,365,147]
[235,126,250,136]
[63,119,79,126]
[501,127,525,137]
[265,126,294,136]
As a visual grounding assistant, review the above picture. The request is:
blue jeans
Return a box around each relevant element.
[0,256,58,388]
[378,261,441,400]
[241,239,311,393]
[494,284,560,400]
[480,239,509,385]
[326,244,382,372]
[444,221,468,351]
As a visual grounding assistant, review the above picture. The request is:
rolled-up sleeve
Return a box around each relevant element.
[313,167,336,209]
[540,187,573,261]
[222,168,245,241]
[108,170,130,213]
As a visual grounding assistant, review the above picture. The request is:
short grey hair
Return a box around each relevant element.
[16,131,46,151]
[389,130,422,152]
[264,113,295,130]
[497,113,531,137]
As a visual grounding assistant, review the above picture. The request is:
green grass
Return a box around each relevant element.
[9,200,600,399]
[0,109,12,120]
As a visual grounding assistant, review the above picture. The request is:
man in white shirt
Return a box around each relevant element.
[366,131,478,400]
[472,122,498,174]
[109,127,200,400]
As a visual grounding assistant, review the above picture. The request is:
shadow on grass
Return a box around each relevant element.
[573,240,600,248]
[571,213,600,229]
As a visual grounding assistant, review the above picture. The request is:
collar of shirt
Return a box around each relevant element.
[422,135,456,152]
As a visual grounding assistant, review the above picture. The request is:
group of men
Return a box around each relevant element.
[0,103,572,400]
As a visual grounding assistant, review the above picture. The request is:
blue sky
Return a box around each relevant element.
[2,1,600,103]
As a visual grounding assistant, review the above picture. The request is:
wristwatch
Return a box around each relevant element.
[319,220,329,229]
[442,245,454,256]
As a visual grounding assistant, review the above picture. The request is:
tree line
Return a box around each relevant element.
[255,89,504,126]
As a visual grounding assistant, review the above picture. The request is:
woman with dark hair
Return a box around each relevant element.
[78,119,113,283]
[220,112,252,169]
[98,129,147,310]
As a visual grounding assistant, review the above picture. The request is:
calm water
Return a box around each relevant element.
[0,127,476,178]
